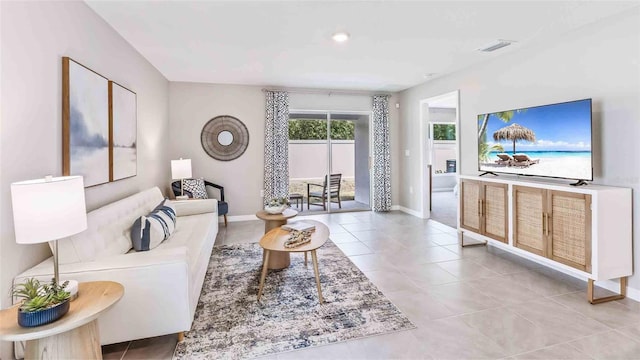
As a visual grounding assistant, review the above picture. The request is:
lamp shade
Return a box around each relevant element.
[171,158,192,179]
[11,176,87,244]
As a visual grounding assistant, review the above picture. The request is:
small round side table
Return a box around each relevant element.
[0,281,124,360]
[256,209,298,269]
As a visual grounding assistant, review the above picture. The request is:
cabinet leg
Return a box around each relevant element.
[588,277,627,304]
[459,231,487,248]
[177,332,185,342]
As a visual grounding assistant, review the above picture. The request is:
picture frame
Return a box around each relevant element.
[62,57,110,187]
[109,81,137,181]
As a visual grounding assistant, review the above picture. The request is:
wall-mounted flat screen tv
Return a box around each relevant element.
[478,98,592,181]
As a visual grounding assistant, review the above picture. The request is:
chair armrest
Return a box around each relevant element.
[204,181,225,202]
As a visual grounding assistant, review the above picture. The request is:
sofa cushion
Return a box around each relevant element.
[168,199,217,217]
[182,179,208,199]
[131,202,176,251]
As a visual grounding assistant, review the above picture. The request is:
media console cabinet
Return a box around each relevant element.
[458,175,632,304]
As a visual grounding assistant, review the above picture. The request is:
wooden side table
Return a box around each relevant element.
[258,220,329,303]
[256,209,298,269]
[0,281,124,360]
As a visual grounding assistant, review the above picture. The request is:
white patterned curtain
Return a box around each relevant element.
[264,91,290,205]
[372,95,391,211]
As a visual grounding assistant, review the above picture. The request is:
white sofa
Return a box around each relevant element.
[13,187,218,348]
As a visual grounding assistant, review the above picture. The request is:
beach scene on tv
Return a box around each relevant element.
[478,99,592,180]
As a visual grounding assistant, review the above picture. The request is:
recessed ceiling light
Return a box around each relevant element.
[478,39,515,52]
[332,32,350,43]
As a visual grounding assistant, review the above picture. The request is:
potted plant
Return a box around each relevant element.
[264,197,290,214]
[12,278,71,327]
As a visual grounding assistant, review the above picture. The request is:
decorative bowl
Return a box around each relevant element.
[264,205,288,214]
[18,299,70,327]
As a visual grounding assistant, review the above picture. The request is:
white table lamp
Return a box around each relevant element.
[11,176,87,287]
[171,158,192,199]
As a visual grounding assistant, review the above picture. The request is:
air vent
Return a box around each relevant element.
[478,40,514,52]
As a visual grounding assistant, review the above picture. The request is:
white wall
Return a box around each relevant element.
[288,141,355,179]
[0,2,169,358]
[399,9,640,290]
[168,82,266,216]
[170,86,401,216]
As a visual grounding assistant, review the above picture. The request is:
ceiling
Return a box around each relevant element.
[87,1,638,92]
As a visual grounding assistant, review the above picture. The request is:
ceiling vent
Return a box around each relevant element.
[478,39,514,52]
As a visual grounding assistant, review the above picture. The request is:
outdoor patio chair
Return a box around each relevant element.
[171,180,229,226]
[307,174,342,211]
[495,153,514,166]
[512,154,540,168]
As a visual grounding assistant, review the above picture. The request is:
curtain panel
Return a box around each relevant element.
[372,95,391,211]
[263,91,290,205]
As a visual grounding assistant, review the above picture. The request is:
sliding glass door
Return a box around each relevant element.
[288,111,370,213]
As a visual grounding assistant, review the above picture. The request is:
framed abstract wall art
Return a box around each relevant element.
[109,81,137,181]
[62,57,110,187]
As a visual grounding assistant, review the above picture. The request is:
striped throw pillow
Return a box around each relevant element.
[131,201,177,251]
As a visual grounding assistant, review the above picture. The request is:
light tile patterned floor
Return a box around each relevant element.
[102,211,640,360]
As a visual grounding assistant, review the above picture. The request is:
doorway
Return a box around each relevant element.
[419,91,460,228]
[288,111,371,214]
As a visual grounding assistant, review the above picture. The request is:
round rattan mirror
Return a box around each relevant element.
[201,115,249,161]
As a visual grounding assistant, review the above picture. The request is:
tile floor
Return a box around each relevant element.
[102,211,640,360]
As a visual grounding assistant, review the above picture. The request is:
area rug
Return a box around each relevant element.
[173,240,415,359]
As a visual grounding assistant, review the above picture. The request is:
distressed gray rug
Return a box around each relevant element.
[173,240,415,359]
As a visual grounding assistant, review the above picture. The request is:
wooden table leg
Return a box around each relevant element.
[267,251,291,269]
[257,250,270,301]
[311,250,324,304]
[304,252,308,266]
[264,219,287,233]
[25,319,102,359]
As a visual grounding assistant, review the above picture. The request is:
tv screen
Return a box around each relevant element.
[478,99,592,181]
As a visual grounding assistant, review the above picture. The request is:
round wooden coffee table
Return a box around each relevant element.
[256,208,298,269]
[0,281,124,359]
[257,220,329,304]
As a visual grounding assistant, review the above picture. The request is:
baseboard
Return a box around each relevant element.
[391,205,401,211]
[397,206,423,218]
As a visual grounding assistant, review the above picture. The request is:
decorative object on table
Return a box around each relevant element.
[200,115,249,161]
[283,229,313,248]
[171,179,229,226]
[11,176,88,288]
[171,158,192,200]
[109,81,137,181]
[173,240,415,359]
[264,197,289,214]
[281,222,315,232]
[62,57,110,187]
[12,278,71,327]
